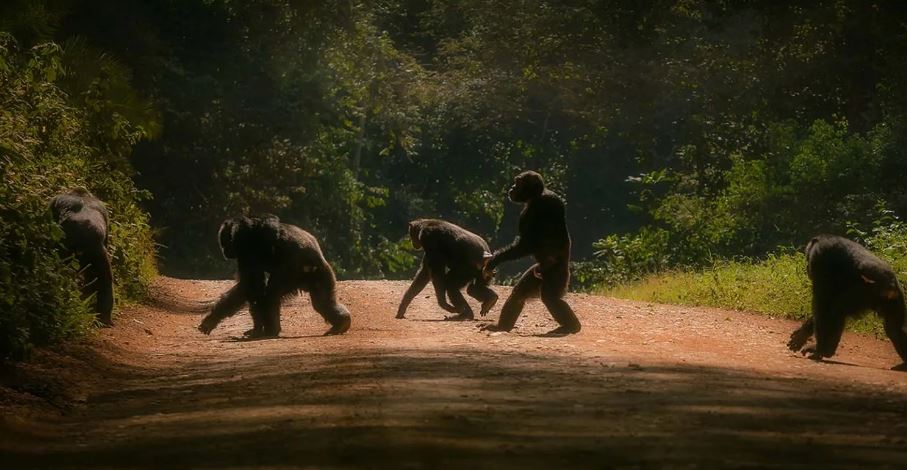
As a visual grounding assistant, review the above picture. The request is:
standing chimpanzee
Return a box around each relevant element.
[788,235,907,368]
[481,171,581,335]
[396,219,498,321]
[198,214,351,338]
[49,188,114,326]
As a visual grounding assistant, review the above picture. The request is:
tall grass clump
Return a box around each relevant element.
[606,234,907,337]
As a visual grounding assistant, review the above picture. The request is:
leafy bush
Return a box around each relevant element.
[0,36,156,359]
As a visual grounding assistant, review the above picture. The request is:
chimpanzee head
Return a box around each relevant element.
[218,216,251,259]
[508,171,545,203]
[408,220,424,250]
[218,215,281,260]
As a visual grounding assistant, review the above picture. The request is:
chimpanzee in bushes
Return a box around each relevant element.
[50,188,114,326]
[788,235,907,369]
[198,215,351,337]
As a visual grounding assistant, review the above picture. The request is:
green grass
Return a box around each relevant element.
[603,253,885,336]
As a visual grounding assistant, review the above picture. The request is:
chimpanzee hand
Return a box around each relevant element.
[395,306,407,319]
[198,316,219,335]
[479,323,511,333]
[800,345,823,361]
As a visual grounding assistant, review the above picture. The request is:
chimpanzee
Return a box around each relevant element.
[788,234,907,368]
[396,219,498,321]
[49,188,114,326]
[481,171,581,334]
[198,214,351,337]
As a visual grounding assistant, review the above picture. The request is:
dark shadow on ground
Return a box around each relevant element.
[4,346,907,469]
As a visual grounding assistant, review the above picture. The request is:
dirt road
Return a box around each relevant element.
[3,277,907,468]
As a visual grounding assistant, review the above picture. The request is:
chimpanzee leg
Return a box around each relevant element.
[486,265,542,331]
[787,316,815,352]
[397,261,430,319]
[308,268,351,335]
[881,305,907,364]
[540,262,581,334]
[80,248,114,326]
[444,269,475,321]
[199,283,248,334]
[812,305,846,360]
[466,278,498,317]
[254,294,282,337]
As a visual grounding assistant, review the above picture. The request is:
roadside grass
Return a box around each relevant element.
[604,253,886,336]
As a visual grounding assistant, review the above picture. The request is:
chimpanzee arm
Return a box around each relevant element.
[199,283,247,334]
[396,257,431,318]
[487,237,533,271]
[426,254,458,313]
[488,209,542,270]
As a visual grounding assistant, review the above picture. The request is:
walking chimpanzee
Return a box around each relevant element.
[50,188,114,326]
[198,215,351,337]
[396,219,497,321]
[481,171,581,335]
[788,234,907,369]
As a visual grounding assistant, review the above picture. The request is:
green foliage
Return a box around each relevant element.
[0,35,156,359]
[607,217,907,337]
[6,1,907,319]
[606,253,813,325]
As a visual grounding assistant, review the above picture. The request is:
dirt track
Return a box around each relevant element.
[3,277,907,469]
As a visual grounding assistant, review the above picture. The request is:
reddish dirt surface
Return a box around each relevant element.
[4,277,907,468]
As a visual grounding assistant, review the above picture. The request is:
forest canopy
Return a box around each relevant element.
[3,0,907,355]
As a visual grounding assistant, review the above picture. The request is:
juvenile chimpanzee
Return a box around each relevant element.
[481,171,581,334]
[788,235,907,368]
[396,219,497,321]
[49,188,114,326]
[198,214,351,337]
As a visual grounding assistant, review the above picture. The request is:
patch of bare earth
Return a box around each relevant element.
[3,277,907,468]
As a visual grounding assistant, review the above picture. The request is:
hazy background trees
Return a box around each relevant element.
[4,0,907,355]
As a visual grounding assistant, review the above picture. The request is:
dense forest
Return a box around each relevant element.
[4,0,907,357]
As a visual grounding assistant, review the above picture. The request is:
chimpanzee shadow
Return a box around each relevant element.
[409,318,490,323]
[789,354,861,368]
[225,334,324,343]
[817,358,861,368]
[148,294,212,315]
[532,330,574,338]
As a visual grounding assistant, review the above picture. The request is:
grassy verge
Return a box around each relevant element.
[603,253,885,336]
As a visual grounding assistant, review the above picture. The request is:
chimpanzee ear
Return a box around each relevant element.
[860,274,876,284]
[408,221,423,249]
[218,219,238,259]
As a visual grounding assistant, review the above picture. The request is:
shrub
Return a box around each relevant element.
[0,36,156,359]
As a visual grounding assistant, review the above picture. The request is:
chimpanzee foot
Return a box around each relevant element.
[542,325,580,337]
[479,323,511,332]
[243,328,263,338]
[324,316,351,335]
[479,296,498,317]
[800,346,826,361]
[439,303,460,314]
[444,312,475,321]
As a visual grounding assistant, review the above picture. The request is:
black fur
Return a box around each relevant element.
[788,235,907,368]
[396,219,497,320]
[482,171,581,334]
[49,188,114,326]
[199,215,351,337]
